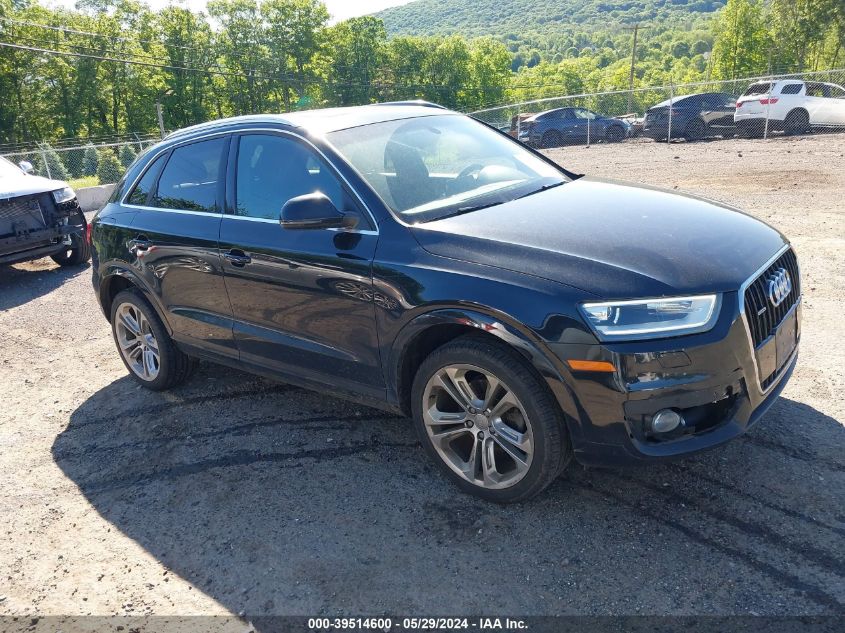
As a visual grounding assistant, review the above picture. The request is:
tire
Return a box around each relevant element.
[110,288,197,391]
[50,231,90,267]
[540,130,563,149]
[784,109,810,136]
[684,118,706,141]
[411,335,572,503]
[605,125,625,143]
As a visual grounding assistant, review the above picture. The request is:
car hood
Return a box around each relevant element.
[410,177,788,299]
[0,172,68,200]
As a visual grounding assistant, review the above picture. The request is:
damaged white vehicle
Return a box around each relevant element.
[0,156,90,267]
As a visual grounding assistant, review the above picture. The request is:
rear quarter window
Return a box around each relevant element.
[125,153,167,205]
[150,138,225,213]
[744,83,772,96]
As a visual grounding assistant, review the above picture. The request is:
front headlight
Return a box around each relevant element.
[52,186,76,204]
[579,294,720,341]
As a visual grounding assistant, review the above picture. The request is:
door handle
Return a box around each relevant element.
[223,249,252,267]
[128,236,152,255]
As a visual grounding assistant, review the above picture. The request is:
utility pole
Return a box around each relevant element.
[624,24,645,115]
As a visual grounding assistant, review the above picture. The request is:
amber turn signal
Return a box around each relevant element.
[566,359,617,372]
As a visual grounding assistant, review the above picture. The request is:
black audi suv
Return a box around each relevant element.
[90,102,800,502]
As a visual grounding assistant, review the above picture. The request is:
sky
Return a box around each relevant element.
[48,0,415,23]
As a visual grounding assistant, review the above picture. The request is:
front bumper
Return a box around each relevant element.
[551,291,801,467]
[0,194,85,265]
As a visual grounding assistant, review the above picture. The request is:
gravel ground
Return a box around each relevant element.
[1,133,843,619]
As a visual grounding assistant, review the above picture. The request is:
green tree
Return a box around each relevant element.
[261,0,329,108]
[770,0,838,71]
[82,144,99,177]
[34,144,69,181]
[118,143,137,168]
[467,38,511,110]
[325,17,386,106]
[711,0,769,79]
[96,149,123,184]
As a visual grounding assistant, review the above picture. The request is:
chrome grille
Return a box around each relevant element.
[743,248,800,349]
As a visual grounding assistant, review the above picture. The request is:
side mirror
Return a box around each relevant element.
[280,192,358,230]
[19,160,34,175]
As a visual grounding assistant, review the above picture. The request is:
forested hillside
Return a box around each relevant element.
[377,0,725,37]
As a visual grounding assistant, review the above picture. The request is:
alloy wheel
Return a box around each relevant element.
[114,302,160,381]
[422,364,534,489]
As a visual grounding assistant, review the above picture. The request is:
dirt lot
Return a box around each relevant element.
[1,133,843,620]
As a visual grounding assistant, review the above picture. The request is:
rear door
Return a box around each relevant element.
[820,84,845,125]
[804,82,830,124]
[218,131,384,397]
[125,135,237,359]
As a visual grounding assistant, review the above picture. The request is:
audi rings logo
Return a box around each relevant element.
[767,268,792,307]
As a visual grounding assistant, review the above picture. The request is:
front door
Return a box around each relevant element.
[126,135,237,359]
[218,131,384,397]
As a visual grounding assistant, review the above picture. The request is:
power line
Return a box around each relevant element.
[0,38,526,92]
[1,14,552,91]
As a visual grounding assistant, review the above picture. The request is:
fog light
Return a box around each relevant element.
[650,409,683,433]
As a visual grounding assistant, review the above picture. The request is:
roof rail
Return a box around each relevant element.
[374,100,448,109]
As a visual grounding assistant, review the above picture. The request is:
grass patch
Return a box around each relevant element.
[68,175,99,189]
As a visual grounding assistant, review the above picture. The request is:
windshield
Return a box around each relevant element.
[327,114,568,223]
[0,157,23,179]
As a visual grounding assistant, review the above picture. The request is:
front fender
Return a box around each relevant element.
[388,306,581,426]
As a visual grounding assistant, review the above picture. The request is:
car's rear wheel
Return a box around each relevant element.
[411,335,571,503]
[50,231,90,267]
[605,125,625,143]
[684,118,706,141]
[784,109,810,135]
[110,288,196,391]
[541,130,563,149]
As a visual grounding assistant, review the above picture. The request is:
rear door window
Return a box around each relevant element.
[780,83,803,95]
[151,138,226,213]
[806,83,829,98]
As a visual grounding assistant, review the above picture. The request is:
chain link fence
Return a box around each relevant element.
[471,68,845,148]
[1,137,159,188]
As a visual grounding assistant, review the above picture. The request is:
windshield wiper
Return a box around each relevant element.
[452,201,502,215]
[517,181,564,200]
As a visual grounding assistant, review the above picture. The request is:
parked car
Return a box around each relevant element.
[735,79,845,136]
[91,102,800,502]
[0,156,89,267]
[643,92,737,141]
[507,112,536,139]
[518,107,629,147]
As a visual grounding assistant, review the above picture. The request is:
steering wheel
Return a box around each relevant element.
[456,163,485,181]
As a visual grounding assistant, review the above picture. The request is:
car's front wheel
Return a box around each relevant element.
[110,288,196,390]
[411,335,571,503]
[51,231,90,267]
